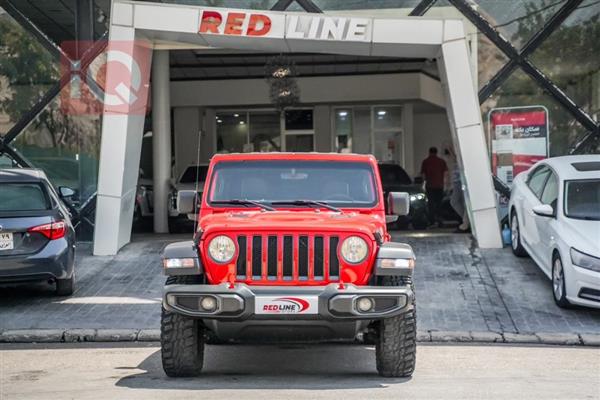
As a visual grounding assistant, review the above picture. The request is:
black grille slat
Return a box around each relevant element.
[252,236,262,277]
[314,236,324,278]
[329,236,340,277]
[237,236,246,277]
[235,234,340,282]
[267,236,278,278]
[283,236,293,278]
[298,236,309,278]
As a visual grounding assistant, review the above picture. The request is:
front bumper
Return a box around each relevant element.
[163,282,413,321]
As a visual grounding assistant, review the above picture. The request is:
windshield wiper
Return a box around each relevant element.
[212,199,274,211]
[271,200,342,213]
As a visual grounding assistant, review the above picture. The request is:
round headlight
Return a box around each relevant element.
[207,235,236,263]
[340,236,368,264]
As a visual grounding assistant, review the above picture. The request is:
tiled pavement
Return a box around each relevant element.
[1,232,599,335]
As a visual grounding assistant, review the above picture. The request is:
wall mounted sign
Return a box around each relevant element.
[198,10,370,42]
[488,106,549,186]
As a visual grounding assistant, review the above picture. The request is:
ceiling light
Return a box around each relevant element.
[233,113,239,117]
[239,121,245,125]
[217,119,223,123]
[338,111,348,117]
[377,110,387,116]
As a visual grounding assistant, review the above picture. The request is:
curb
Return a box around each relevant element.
[0,329,599,346]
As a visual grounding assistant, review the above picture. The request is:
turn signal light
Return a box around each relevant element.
[28,221,66,240]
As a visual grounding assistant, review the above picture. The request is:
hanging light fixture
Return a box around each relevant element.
[265,55,300,111]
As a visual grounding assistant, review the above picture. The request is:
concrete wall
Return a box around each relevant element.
[171,73,444,108]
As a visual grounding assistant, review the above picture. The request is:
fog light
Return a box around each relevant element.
[356,297,374,313]
[200,296,218,312]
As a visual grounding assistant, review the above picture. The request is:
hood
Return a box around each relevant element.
[200,210,385,239]
[561,217,600,257]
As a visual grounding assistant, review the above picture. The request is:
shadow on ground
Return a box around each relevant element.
[116,344,410,390]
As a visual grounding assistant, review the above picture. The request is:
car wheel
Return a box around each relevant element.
[375,275,416,378]
[375,308,417,377]
[161,276,205,377]
[55,275,75,296]
[510,212,528,257]
[552,254,571,308]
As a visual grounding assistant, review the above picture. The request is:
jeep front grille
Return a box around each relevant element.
[235,234,340,283]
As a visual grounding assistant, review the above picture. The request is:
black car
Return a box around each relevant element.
[378,163,429,230]
[0,169,76,295]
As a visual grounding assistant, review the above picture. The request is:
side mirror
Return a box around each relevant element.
[533,204,555,218]
[388,192,410,216]
[177,190,198,215]
[58,186,75,198]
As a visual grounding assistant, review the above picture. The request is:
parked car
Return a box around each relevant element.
[378,163,428,229]
[168,164,209,230]
[508,155,600,309]
[0,169,76,295]
[133,172,153,231]
[161,153,417,377]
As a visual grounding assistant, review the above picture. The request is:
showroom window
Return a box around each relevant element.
[282,109,314,152]
[334,109,352,153]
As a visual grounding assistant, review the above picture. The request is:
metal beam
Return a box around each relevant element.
[270,0,294,11]
[409,0,437,16]
[296,0,322,13]
[478,60,517,103]
[0,0,64,59]
[175,58,428,68]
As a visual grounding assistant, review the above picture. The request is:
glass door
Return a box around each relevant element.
[282,109,314,152]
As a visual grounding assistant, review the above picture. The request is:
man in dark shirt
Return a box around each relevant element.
[420,147,448,226]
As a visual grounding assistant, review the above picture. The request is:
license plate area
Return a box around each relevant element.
[255,296,318,315]
[0,232,14,251]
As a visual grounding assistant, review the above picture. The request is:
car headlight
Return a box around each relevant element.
[340,236,368,264]
[570,248,600,272]
[409,194,425,202]
[207,235,236,263]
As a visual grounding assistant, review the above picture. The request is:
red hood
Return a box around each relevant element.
[199,210,385,238]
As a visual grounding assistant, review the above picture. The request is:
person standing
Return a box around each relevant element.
[420,146,448,227]
[444,144,470,233]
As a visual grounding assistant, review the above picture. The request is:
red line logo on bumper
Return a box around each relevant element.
[255,296,318,314]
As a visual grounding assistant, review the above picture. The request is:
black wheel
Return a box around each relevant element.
[55,275,75,296]
[552,254,571,308]
[161,276,205,377]
[375,275,416,378]
[376,308,417,378]
[510,212,528,257]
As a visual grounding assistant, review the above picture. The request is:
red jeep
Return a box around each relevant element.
[161,153,416,377]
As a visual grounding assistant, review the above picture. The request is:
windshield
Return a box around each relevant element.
[209,160,377,208]
[378,164,412,185]
[564,179,600,220]
[180,166,209,184]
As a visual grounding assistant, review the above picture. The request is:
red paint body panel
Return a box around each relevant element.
[197,153,388,286]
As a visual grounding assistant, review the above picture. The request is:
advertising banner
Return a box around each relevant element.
[489,106,549,186]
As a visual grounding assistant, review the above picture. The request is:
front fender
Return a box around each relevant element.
[161,240,203,276]
[374,242,415,277]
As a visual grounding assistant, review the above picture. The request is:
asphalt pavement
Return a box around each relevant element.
[1,343,598,400]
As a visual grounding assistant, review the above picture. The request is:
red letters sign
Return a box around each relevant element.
[199,10,272,36]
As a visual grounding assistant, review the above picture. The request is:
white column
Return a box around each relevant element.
[152,50,171,233]
[93,19,152,255]
[402,104,415,177]
[437,20,502,248]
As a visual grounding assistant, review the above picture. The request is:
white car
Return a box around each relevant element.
[508,155,600,309]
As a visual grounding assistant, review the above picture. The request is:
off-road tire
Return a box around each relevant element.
[375,275,416,378]
[161,276,205,377]
[55,275,75,296]
[376,308,417,377]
